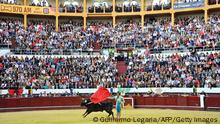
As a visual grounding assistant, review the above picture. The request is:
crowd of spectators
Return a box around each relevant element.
[59,20,83,32]
[59,3,83,13]
[116,3,141,12]
[1,0,219,8]
[30,0,51,7]
[119,51,220,88]
[111,21,142,48]
[0,14,219,53]
[15,20,114,52]
[147,0,171,11]
[0,0,17,4]
[1,50,220,89]
[143,14,220,50]
[15,20,56,52]
[0,18,23,46]
[81,20,142,49]
[209,0,220,4]
[88,2,113,13]
[0,13,220,90]
[0,56,117,89]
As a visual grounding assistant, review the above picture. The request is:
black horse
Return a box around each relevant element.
[81,99,114,118]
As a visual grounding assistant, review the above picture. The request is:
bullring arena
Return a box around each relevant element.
[0,0,220,124]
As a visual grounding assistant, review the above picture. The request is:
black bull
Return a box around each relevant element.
[81,99,114,118]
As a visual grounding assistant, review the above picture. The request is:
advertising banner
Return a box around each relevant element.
[174,0,204,9]
[0,4,55,15]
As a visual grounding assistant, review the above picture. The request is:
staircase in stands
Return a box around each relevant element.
[116,61,128,75]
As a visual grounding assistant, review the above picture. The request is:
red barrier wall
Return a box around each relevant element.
[206,96,220,107]
[0,97,82,108]
[133,96,200,107]
[0,96,219,111]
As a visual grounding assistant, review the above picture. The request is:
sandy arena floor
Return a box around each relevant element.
[0,109,219,124]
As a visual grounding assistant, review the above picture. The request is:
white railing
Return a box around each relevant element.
[1,88,220,95]
[10,49,101,55]
[9,46,220,55]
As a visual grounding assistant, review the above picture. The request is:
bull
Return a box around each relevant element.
[81,99,114,118]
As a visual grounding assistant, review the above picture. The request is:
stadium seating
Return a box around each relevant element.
[0,14,219,53]
[1,50,220,89]
[0,56,117,89]
[0,0,220,91]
